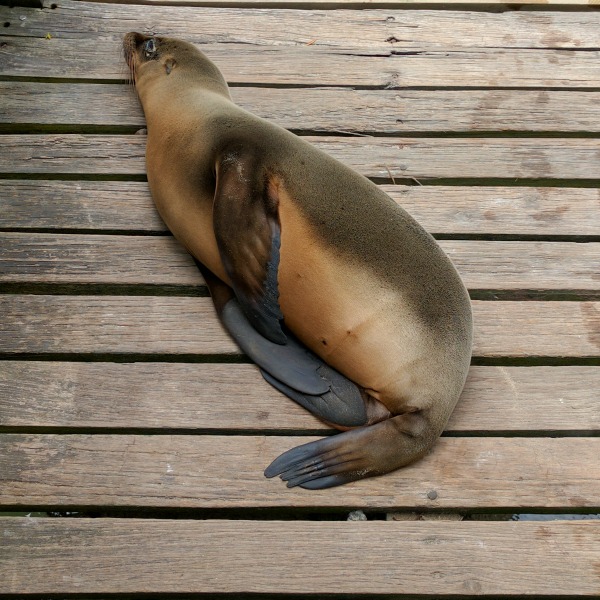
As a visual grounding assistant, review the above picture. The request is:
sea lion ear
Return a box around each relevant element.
[164,58,176,75]
[212,146,286,344]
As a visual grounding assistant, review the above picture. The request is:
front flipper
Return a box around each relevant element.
[222,298,329,396]
[212,145,285,344]
[265,413,432,489]
[223,300,367,426]
[198,262,367,421]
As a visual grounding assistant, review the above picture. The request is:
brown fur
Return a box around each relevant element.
[124,32,473,486]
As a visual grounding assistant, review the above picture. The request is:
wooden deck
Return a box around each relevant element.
[1,0,599,597]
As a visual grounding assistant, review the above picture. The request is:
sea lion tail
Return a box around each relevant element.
[264,411,435,489]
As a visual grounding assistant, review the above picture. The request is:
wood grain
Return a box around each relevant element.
[1,37,598,88]
[0,295,238,355]
[1,435,599,509]
[147,0,600,4]
[63,0,600,6]
[1,135,598,180]
[0,181,166,232]
[1,362,598,432]
[5,2,599,49]
[0,296,598,357]
[1,233,599,293]
[2,181,598,236]
[1,518,599,595]
[5,83,600,133]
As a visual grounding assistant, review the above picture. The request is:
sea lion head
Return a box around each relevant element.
[123,32,229,99]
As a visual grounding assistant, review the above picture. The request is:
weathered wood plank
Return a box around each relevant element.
[1,362,598,432]
[2,135,598,180]
[1,435,599,509]
[441,241,600,293]
[0,295,238,355]
[69,0,600,5]
[1,518,599,595]
[0,233,199,285]
[1,234,598,293]
[0,181,165,231]
[0,296,598,357]
[2,181,598,236]
[1,37,598,88]
[4,2,599,49]
[4,83,600,133]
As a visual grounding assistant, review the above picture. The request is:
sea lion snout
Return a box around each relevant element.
[123,32,143,66]
[123,31,150,47]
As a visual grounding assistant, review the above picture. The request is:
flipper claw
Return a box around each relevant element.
[297,475,351,490]
[264,438,323,479]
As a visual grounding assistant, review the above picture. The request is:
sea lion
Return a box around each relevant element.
[123,32,473,490]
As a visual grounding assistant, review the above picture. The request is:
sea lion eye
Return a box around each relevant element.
[144,39,157,58]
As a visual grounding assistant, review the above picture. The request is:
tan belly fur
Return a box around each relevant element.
[277,188,434,407]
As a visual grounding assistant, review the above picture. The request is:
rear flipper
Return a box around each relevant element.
[261,363,370,429]
[265,412,433,489]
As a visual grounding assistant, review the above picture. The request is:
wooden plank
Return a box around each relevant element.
[441,241,600,293]
[0,295,239,355]
[4,83,600,133]
[2,181,598,236]
[70,0,600,5]
[1,435,599,509]
[0,181,166,232]
[1,518,599,595]
[387,185,600,237]
[1,363,598,432]
[1,233,599,293]
[0,233,199,285]
[2,37,598,88]
[1,135,598,180]
[5,2,599,50]
[0,296,598,357]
